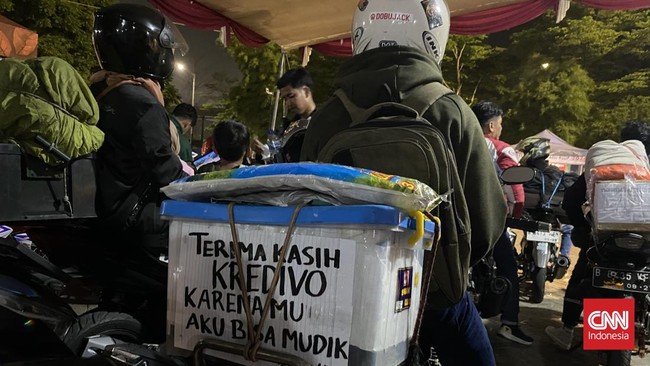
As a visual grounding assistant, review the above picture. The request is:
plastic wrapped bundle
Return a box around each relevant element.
[586,140,650,232]
[585,140,650,203]
[162,162,444,212]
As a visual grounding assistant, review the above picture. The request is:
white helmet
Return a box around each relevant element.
[352,0,450,64]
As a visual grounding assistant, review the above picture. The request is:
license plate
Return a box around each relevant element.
[526,230,561,243]
[592,266,650,293]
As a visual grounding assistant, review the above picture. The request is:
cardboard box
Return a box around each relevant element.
[593,181,650,231]
[162,201,435,366]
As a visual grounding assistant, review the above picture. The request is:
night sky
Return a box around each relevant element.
[123,0,243,106]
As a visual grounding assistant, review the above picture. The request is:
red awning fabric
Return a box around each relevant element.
[149,0,650,57]
[149,0,268,46]
[450,0,555,35]
[311,39,354,58]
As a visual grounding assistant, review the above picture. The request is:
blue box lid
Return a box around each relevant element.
[160,200,435,234]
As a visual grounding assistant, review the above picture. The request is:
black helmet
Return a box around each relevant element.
[279,118,310,163]
[92,4,187,81]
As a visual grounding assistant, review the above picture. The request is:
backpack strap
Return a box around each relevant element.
[333,89,367,125]
[334,82,453,127]
[334,89,421,127]
[402,82,454,116]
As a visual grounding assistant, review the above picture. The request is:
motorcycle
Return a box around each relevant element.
[0,138,166,361]
[586,230,650,365]
[0,229,142,362]
[516,166,571,303]
[471,166,544,316]
[1,138,309,365]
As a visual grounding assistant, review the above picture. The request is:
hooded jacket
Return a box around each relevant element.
[301,46,506,268]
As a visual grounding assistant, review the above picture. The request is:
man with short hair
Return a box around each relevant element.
[198,120,250,173]
[273,67,317,162]
[473,101,534,345]
[473,101,525,218]
[277,67,316,132]
[170,102,197,162]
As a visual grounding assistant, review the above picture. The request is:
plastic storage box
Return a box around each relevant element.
[593,180,650,232]
[162,201,436,366]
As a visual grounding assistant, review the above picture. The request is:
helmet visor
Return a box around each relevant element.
[160,19,189,56]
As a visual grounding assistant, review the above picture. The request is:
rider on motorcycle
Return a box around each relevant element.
[545,120,650,350]
[88,5,189,340]
[516,137,576,263]
[90,4,188,265]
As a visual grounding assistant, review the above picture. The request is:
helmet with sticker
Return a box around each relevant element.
[351,0,450,64]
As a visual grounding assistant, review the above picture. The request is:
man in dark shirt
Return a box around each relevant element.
[170,102,198,162]
[275,67,317,162]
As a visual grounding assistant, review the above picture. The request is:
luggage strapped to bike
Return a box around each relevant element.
[190,202,442,365]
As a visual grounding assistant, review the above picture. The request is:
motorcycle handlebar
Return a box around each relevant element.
[34,135,71,163]
[506,217,552,232]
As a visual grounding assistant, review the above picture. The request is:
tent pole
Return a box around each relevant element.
[301,46,312,67]
[270,50,288,133]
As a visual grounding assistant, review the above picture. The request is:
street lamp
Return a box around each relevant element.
[176,62,196,106]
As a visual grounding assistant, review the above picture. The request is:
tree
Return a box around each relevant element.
[215,4,650,148]
[478,6,650,147]
[443,34,503,105]
[194,69,239,143]
[203,70,239,105]
[307,50,346,106]
[163,78,182,110]
[216,39,294,137]
[0,0,114,78]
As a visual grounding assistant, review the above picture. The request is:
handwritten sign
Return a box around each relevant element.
[169,222,356,365]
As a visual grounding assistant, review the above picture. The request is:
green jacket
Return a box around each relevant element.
[170,114,193,162]
[0,57,104,165]
[301,46,506,268]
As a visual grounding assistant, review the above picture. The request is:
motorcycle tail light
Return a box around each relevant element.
[613,234,645,250]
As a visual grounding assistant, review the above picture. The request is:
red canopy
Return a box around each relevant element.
[149,0,650,56]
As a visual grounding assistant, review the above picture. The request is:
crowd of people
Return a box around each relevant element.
[87,1,650,365]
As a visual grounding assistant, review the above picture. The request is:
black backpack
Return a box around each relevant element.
[317,83,472,308]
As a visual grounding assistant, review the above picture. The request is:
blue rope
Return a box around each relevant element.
[544,172,565,208]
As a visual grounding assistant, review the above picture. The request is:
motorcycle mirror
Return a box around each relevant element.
[501,166,535,185]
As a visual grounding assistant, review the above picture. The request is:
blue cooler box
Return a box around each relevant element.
[161,201,436,366]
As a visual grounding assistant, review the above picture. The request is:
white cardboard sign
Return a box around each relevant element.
[170,223,357,365]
